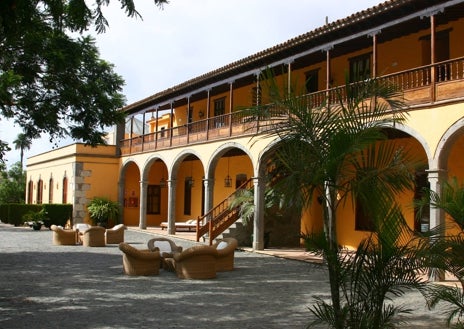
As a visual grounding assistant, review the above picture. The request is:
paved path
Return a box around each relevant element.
[0,224,448,328]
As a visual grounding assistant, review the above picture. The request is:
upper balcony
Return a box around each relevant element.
[120,57,464,156]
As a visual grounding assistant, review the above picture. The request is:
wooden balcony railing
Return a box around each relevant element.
[120,57,464,155]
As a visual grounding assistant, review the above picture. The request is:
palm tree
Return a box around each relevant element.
[13,133,32,169]
[255,73,422,328]
[416,177,464,327]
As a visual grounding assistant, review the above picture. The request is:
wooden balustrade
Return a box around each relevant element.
[120,57,464,156]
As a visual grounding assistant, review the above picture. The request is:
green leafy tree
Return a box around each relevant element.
[256,73,423,328]
[0,0,168,162]
[416,177,464,328]
[0,161,26,203]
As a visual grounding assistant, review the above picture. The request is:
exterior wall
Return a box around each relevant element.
[26,144,119,224]
[25,2,464,249]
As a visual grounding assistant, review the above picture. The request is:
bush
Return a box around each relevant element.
[0,203,72,227]
[42,204,73,227]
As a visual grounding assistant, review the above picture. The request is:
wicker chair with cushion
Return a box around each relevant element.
[51,225,77,245]
[82,226,106,247]
[213,237,238,272]
[118,243,161,276]
[105,224,126,244]
[165,245,218,279]
[73,223,91,244]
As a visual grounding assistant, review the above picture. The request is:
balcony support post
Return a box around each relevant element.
[169,101,174,147]
[206,89,211,140]
[155,106,159,150]
[431,14,436,102]
[228,82,234,136]
[141,112,146,152]
[187,96,191,144]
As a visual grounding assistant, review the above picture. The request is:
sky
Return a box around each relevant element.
[1,0,382,167]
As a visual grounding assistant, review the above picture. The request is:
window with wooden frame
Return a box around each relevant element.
[146,185,161,214]
[62,177,68,203]
[349,53,371,83]
[184,178,192,215]
[214,97,226,128]
[37,179,43,204]
[27,180,33,204]
[355,199,374,232]
[305,69,319,93]
[49,178,53,203]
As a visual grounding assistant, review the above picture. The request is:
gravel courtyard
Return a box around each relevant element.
[0,223,450,328]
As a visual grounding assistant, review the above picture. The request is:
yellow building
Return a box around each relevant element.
[26,0,464,250]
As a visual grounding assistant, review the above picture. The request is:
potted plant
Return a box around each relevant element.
[23,209,48,231]
[87,197,120,228]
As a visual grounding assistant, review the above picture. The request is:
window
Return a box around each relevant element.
[37,179,43,204]
[236,173,248,189]
[49,178,53,203]
[188,106,193,124]
[160,127,166,138]
[147,185,161,214]
[184,178,192,215]
[349,54,371,83]
[305,69,319,93]
[27,180,33,204]
[62,177,68,203]
[214,97,226,128]
[355,199,374,232]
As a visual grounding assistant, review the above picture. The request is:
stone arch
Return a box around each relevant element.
[207,142,254,181]
[433,117,464,170]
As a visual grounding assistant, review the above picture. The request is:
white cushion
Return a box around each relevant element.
[74,223,90,232]
[154,241,172,253]
[216,241,228,250]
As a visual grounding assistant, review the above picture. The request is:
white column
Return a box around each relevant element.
[167,179,177,235]
[138,180,148,229]
[252,176,265,250]
[427,169,447,229]
[427,168,446,282]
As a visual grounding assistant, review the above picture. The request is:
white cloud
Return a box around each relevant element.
[2,0,381,167]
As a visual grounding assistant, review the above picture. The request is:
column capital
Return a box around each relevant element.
[367,29,382,37]
[321,44,334,52]
[426,168,447,180]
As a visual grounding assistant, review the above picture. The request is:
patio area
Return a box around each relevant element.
[0,223,451,328]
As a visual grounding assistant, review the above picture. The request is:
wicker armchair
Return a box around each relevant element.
[51,225,77,245]
[118,243,161,276]
[105,224,126,244]
[213,237,238,272]
[165,245,218,279]
[82,226,106,247]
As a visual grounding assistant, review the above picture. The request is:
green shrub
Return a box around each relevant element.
[42,204,73,227]
[0,204,72,227]
[8,204,42,226]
